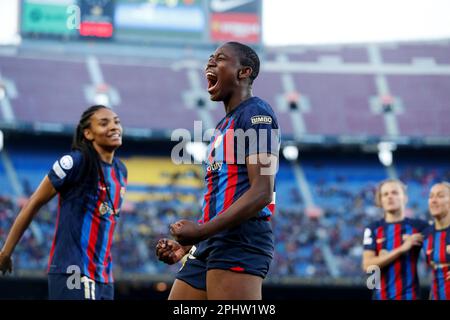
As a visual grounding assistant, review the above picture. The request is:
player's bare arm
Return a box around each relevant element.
[170,153,276,245]
[362,233,423,271]
[0,176,57,274]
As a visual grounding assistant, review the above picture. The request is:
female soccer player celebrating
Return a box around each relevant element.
[156,42,280,300]
[0,105,127,300]
[362,179,428,300]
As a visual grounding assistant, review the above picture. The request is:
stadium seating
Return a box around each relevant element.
[1,40,449,137]
[1,40,449,282]
[2,144,448,280]
[380,43,450,64]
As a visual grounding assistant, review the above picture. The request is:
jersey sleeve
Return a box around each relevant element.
[117,159,128,182]
[236,104,281,158]
[47,151,84,192]
[363,224,377,251]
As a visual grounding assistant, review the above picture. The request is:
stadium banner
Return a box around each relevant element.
[208,0,261,44]
[79,0,115,38]
[210,13,260,43]
[114,0,206,43]
[21,0,77,36]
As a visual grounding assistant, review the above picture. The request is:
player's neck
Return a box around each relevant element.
[384,210,403,223]
[223,89,252,114]
[93,144,115,164]
[434,212,450,230]
[99,152,114,164]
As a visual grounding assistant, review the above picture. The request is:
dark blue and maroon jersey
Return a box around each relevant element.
[47,150,127,284]
[423,225,450,300]
[363,218,428,300]
[199,96,280,224]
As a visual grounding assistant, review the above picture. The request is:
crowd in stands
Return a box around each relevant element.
[1,164,449,282]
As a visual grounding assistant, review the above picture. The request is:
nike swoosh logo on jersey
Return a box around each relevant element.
[210,0,255,12]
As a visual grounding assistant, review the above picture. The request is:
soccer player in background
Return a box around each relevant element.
[362,179,428,300]
[0,105,127,300]
[156,42,280,300]
[423,182,450,300]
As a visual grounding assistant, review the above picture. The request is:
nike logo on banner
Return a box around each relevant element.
[210,0,255,12]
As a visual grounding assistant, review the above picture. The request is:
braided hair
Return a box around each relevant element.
[225,41,260,84]
[71,105,108,187]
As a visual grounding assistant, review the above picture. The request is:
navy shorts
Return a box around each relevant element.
[48,273,114,300]
[176,217,274,290]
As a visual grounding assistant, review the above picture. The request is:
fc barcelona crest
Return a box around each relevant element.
[120,187,126,198]
[447,245,450,255]
[99,202,110,215]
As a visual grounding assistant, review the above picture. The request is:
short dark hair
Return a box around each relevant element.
[225,41,260,84]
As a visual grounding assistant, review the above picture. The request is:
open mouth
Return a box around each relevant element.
[206,72,218,93]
